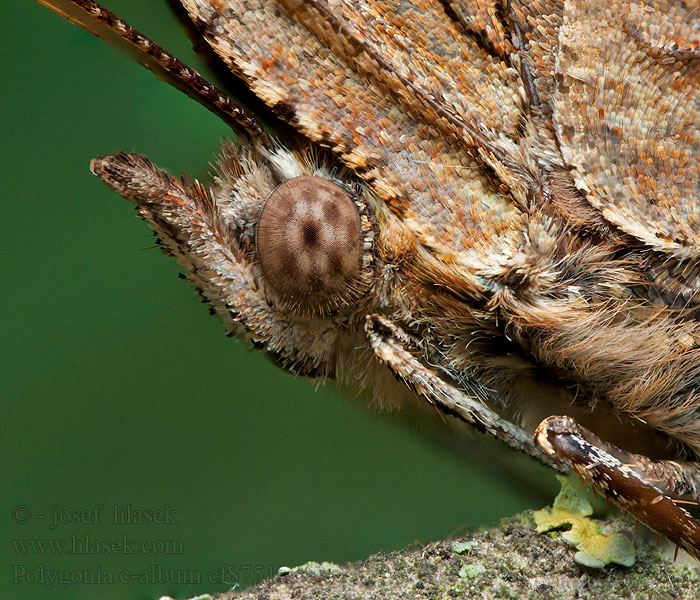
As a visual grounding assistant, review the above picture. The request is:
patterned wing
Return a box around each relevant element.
[553,0,700,258]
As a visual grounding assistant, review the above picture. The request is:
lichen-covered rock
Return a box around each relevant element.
[197,512,698,600]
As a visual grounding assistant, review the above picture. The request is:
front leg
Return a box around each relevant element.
[535,416,700,561]
[364,314,566,472]
[366,314,700,560]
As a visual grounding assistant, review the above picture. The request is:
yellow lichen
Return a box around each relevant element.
[534,475,635,568]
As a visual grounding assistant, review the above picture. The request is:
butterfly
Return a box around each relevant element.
[36,0,700,560]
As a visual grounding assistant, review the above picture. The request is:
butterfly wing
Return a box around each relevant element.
[553,0,700,259]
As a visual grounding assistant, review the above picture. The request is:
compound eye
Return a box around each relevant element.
[256,176,371,315]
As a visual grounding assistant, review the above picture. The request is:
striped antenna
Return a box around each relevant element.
[36,0,272,145]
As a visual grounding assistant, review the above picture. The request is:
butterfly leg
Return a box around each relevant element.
[535,415,700,560]
[364,314,566,472]
[366,313,700,559]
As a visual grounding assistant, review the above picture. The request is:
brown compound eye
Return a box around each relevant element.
[256,175,373,316]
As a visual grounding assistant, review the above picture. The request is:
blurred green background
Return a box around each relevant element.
[2,2,556,599]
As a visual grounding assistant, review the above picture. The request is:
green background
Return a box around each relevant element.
[3,2,555,599]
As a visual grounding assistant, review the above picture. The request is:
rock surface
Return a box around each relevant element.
[202,513,699,599]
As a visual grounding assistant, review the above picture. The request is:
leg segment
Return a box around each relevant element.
[549,417,700,503]
[366,314,700,560]
[365,314,567,472]
[535,416,700,561]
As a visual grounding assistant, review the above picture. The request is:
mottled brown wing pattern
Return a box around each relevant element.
[555,0,700,258]
[446,0,514,58]
[279,0,525,141]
